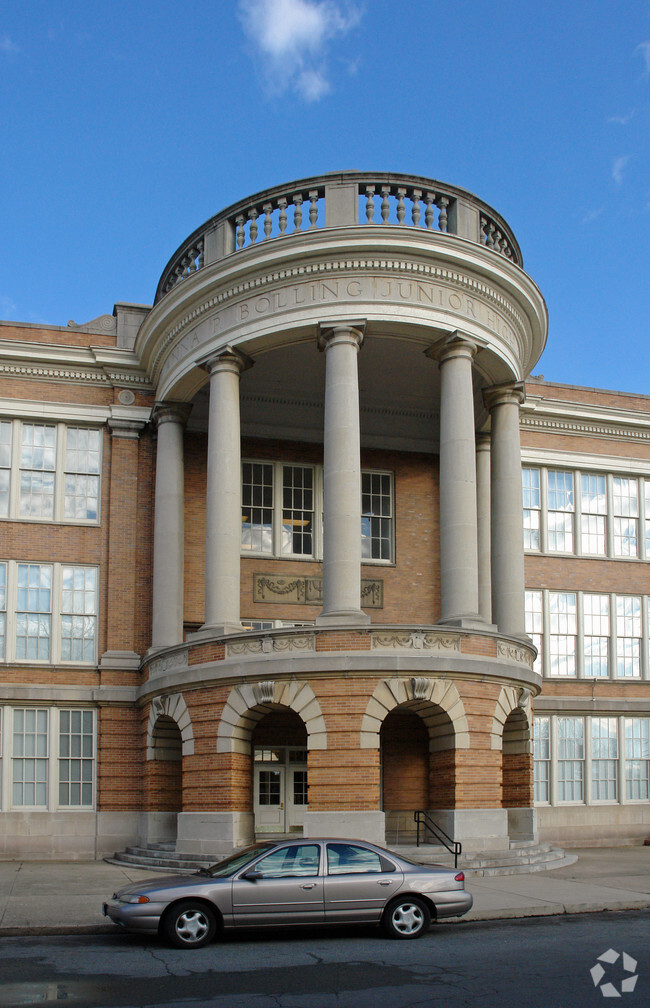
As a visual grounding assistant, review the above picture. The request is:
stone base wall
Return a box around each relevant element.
[0,811,140,860]
[537,804,650,846]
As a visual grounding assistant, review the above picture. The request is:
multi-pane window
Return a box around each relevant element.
[524,591,542,674]
[242,460,393,562]
[60,567,98,662]
[583,594,610,677]
[616,596,641,677]
[557,717,584,801]
[522,467,540,549]
[281,466,314,556]
[548,592,576,677]
[0,562,5,660]
[361,471,392,560]
[581,473,607,554]
[12,708,48,806]
[613,478,638,557]
[591,718,618,801]
[547,470,574,552]
[645,481,650,555]
[20,424,56,518]
[533,717,550,802]
[58,709,94,806]
[64,428,101,521]
[624,719,649,800]
[0,420,11,516]
[16,564,52,661]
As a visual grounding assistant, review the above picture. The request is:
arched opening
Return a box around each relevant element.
[251,709,308,837]
[502,707,533,808]
[148,714,183,815]
[381,703,456,843]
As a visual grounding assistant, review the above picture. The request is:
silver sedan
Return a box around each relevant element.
[103,837,472,948]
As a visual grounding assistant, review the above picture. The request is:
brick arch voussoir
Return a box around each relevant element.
[360,677,470,750]
[491,685,533,752]
[146,692,195,760]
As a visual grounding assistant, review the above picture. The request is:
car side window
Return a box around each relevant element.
[326,843,389,875]
[253,844,321,878]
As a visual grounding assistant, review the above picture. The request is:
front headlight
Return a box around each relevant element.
[118,894,150,904]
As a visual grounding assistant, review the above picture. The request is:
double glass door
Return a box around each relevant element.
[254,747,308,834]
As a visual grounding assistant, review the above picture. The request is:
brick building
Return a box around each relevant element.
[0,172,648,860]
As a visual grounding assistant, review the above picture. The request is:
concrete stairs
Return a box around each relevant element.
[107,838,575,877]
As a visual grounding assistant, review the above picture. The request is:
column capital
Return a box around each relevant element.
[427,330,477,365]
[152,401,192,428]
[483,381,526,411]
[476,431,492,453]
[107,418,146,440]
[317,320,366,352]
[198,345,254,376]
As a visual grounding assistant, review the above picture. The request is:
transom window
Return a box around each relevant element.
[0,421,101,523]
[522,465,649,559]
[242,460,394,562]
[0,561,98,664]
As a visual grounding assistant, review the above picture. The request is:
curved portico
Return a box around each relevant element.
[136,172,547,854]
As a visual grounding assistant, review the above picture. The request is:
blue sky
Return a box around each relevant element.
[1,0,649,393]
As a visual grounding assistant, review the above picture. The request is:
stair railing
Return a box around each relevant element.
[414,810,462,869]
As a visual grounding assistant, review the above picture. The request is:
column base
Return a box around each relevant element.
[436,615,497,632]
[316,610,371,627]
[176,811,254,857]
[99,650,141,670]
[506,807,538,843]
[188,623,245,641]
[303,810,385,845]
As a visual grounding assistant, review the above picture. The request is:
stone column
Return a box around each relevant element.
[316,323,369,625]
[151,403,190,650]
[432,333,483,627]
[476,433,492,624]
[484,383,527,637]
[200,347,252,636]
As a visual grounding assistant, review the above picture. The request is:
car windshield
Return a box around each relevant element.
[205,843,275,877]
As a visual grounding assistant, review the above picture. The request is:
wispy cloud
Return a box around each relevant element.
[636,40,650,72]
[238,0,362,102]
[582,207,604,225]
[607,111,635,125]
[612,155,630,186]
[0,34,19,54]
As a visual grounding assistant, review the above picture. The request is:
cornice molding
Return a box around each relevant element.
[520,414,650,443]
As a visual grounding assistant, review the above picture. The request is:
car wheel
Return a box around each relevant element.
[382,896,431,939]
[162,900,217,949]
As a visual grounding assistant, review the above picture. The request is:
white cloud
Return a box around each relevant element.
[636,40,650,72]
[607,111,634,125]
[0,34,19,54]
[238,0,361,101]
[582,207,604,225]
[612,155,630,186]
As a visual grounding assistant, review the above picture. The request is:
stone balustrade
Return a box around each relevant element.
[155,171,522,302]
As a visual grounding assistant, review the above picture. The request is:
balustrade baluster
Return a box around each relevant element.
[380,186,391,223]
[437,196,449,233]
[424,192,435,229]
[396,188,406,224]
[197,241,204,269]
[493,229,503,252]
[278,197,288,234]
[365,185,376,224]
[411,189,422,226]
[485,221,496,248]
[248,208,259,244]
[293,194,303,232]
[263,203,273,240]
[308,190,319,229]
[235,214,246,249]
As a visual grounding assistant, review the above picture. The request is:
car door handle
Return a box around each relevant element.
[301,883,316,889]
[377,880,393,886]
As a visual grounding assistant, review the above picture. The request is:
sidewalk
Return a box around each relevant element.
[0,847,648,936]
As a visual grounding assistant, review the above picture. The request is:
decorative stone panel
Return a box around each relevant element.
[371,630,460,651]
[253,574,383,608]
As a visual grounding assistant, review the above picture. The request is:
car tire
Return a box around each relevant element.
[162,900,217,949]
[382,896,431,939]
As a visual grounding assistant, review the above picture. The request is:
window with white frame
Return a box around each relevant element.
[523,465,649,559]
[1,562,98,664]
[583,593,610,678]
[4,706,96,809]
[241,460,394,562]
[524,590,542,674]
[591,717,618,801]
[533,716,550,802]
[0,421,102,524]
[534,715,650,807]
[548,592,577,677]
[557,717,584,801]
[615,595,641,677]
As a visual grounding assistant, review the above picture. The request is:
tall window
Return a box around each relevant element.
[0,562,5,660]
[16,564,52,660]
[533,717,550,802]
[624,719,649,800]
[58,709,94,806]
[583,594,609,677]
[645,481,650,556]
[612,478,638,557]
[616,596,641,677]
[548,592,576,677]
[60,567,98,662]
[557,717,584,801]
[522,467,540,550]
[581,473,607,554]
[0,420,11,516]
[64,428,101,521]
[20,424,56,518]
[281,466,314,556]
[12,708,48,806]
[547,470,574,552]
[241,462,274,553]
[591,718,618,800]
[361,471,392,560]
[524,590,543,674]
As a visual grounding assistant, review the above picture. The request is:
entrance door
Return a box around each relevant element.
[254,747,308,834]
[254,767,285,832]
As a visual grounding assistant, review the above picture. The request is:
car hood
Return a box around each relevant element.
[115,872,223,897]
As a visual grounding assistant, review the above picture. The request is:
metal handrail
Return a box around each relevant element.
[414,810,462,869]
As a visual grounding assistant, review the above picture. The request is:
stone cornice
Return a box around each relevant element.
[520,413,650,444]
[0,340,151,389]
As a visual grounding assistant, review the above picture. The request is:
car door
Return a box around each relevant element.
[323,842,403,923]
[230,842,325,926]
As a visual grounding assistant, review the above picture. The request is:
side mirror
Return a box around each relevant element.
[242,869,263,881]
